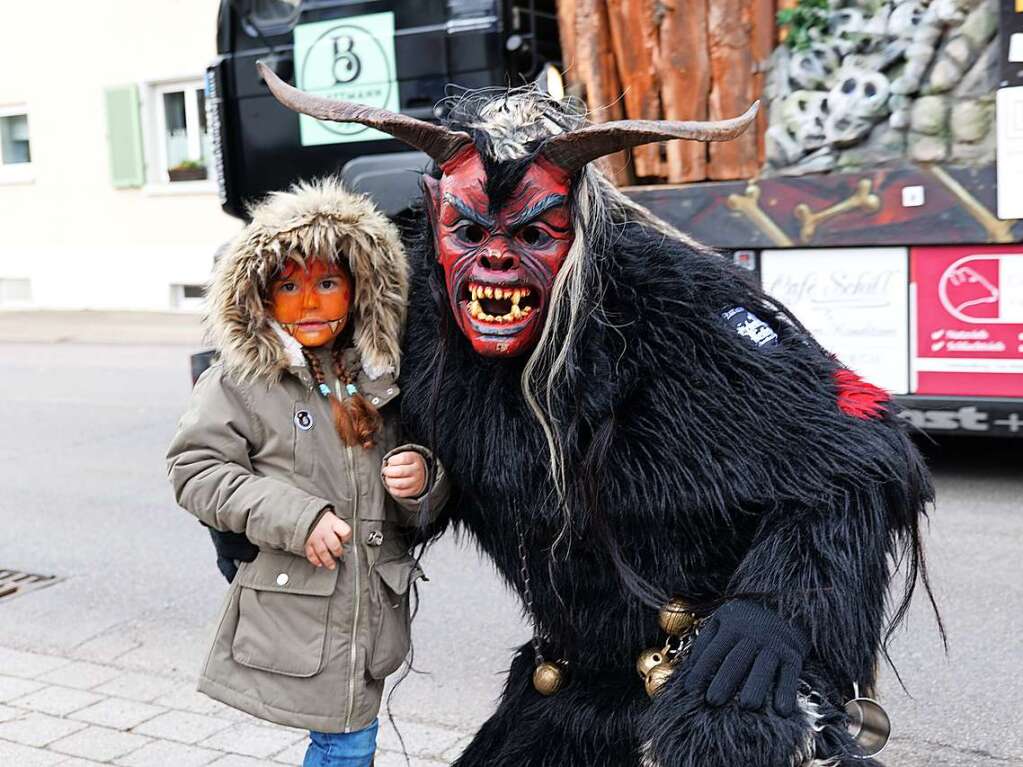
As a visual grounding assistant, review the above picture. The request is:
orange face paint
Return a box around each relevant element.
[270,259,353,348]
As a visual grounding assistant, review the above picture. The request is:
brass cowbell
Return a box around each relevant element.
[644,662,676,697]
[532,661,566,696]
[636,647,665,678]
[658,598,696,636]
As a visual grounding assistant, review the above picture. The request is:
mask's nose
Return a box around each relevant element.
[478,247,519,272]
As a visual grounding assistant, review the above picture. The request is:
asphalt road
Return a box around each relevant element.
[0,331,1020,766]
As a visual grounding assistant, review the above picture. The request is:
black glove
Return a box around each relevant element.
[684,599,808,715]
[204,524,258,583]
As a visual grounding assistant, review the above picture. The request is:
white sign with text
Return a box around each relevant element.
[761,248,910,394]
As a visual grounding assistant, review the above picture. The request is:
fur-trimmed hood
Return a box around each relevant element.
[205,179,408,383]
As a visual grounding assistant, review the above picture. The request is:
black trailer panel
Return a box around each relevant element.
[211,0,559,220]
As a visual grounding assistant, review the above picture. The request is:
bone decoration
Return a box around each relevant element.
[794,179,881,243]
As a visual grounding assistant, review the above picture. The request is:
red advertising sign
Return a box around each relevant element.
[911,246,1023,397]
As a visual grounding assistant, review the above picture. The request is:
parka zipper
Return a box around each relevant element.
[343,443,360,732]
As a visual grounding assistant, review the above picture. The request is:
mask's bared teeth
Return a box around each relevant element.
[524,306,533,314]
[511,305,523,319]
[470,286,477,302]
[485,286,494,298]
[511,290,521,306]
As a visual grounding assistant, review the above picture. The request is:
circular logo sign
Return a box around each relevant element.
[298,20,395,139]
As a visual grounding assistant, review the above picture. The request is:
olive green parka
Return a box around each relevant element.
[166,180,448,733]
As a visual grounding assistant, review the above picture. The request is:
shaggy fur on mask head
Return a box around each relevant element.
[439,86,587,209]
[443,86,584,162]
[204,178,408,383]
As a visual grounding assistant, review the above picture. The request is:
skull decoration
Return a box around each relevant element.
[862,5,892,38]
[887,1,927,40]
[255,63,758,357]
[782,91,830,150]
[824,67,891,145]
[828,8,869,56]
[788,43,840,90]
[765,124,805,166]
[829,68,891,119]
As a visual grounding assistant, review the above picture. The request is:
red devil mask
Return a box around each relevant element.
[423,148,573,357]
[257,63,758,358]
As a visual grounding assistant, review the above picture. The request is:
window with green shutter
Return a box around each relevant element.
[104,85,145,188]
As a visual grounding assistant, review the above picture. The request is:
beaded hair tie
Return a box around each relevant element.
[302,347,359,400]
[318,382,358,398]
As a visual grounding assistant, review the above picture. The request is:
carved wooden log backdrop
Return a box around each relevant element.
[557,0,777,183]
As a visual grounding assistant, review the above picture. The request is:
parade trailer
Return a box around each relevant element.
[203,0,1023,436]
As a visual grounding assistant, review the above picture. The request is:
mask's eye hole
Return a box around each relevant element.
[519,225,550,247]
[455,223,487,245]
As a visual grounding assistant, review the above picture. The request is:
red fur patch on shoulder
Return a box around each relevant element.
[833,367,889,420]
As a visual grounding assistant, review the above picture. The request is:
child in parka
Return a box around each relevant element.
[166,179,448,767]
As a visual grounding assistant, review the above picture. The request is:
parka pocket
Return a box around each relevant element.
[367,556,424,679]
[231,550,339,678]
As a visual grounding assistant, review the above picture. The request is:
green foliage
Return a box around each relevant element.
[777,0,831,52]
[170,159,206,171]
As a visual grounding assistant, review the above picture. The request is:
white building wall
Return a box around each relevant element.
[0,0,241,311]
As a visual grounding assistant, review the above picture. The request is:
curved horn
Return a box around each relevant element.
[257,61,472,165]
[542,102,760,173]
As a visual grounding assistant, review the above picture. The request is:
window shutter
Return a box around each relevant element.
[104,85,145,188]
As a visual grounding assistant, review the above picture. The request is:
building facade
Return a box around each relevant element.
[0,0,240,311]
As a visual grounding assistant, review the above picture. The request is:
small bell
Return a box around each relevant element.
[844,683,891,757]
[644,661,676,698]
[532,661,566,696]
[636,648,665,679]
[658,598,696,636]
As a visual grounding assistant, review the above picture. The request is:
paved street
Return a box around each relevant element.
[0,313,1020,766]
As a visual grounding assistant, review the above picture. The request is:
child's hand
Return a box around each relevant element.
[305,510,352,570]
[382,451,427,499]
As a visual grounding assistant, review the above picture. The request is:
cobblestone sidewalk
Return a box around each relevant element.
[0,646,470,767]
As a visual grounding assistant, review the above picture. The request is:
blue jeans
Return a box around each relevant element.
[303,720,378,767]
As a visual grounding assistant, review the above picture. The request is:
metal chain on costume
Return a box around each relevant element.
[514,513,545,667]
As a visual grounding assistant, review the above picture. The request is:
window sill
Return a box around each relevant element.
[0,165,35,186]
[143,180,218,197]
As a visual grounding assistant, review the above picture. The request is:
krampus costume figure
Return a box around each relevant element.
[259,65,936,767]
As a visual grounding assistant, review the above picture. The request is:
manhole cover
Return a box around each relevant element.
[0,570,61,601]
